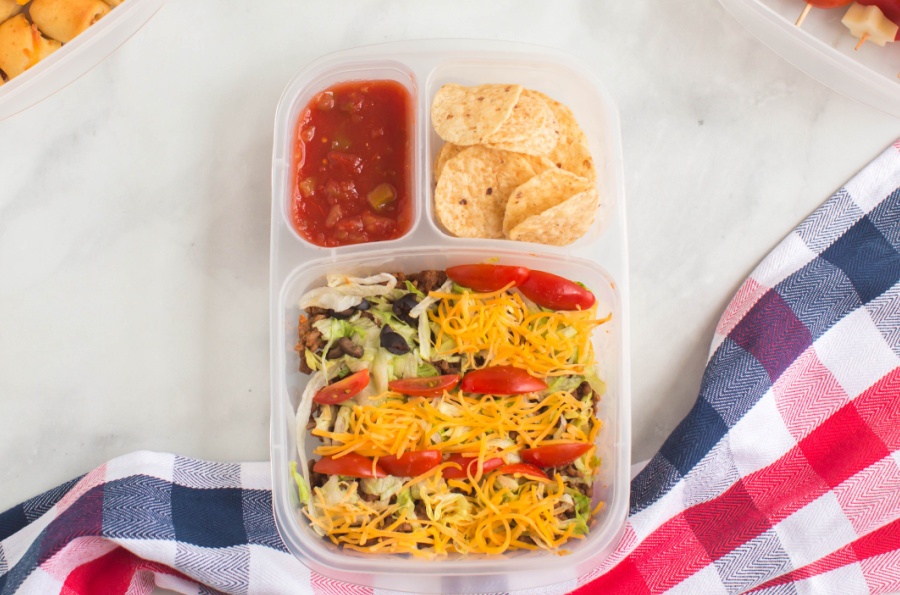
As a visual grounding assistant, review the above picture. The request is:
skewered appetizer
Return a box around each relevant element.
[795,0,900,49]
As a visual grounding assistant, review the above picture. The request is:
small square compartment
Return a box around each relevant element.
[424,53,624,249]
[272,61,420,251]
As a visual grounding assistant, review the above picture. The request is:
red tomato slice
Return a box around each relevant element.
[313,453,386,478]
[378,450,443,477]
[520,443,593,468]
[517,270,596,311]
[446,264,530,292]
[460,366,548,395]
[497,463,551,482]
[388,375,460,397]
[442,454,504,479]
[313,369,369,404]
[808,0,851,7]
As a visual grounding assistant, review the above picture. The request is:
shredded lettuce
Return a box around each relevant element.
[429,492,471,523]
[361,476,405,501]
[304,348,319,372]
[404,280,425,298]
[299,273,398,312]
[566,489,592,536]
[370,349,395,394]
[584,369,606,398]
[396,489,415,518]
[320,476,359,507]
[313,404,334,438]
[416,361,438,377]
[547,374,584,394]
[289,461,310,504]
[410,279,452,318]
[418,312,431,360]
[333,405,353,435]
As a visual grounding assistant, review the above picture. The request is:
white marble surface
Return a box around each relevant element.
[1,0,899,514]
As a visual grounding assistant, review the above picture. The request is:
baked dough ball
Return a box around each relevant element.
[30,0,109,43]
[0,14,61,79]
[0,0,23,23]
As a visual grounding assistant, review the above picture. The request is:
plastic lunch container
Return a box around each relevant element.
[269,39,631,593]
[0,0,165,122]
[719,0,900,118]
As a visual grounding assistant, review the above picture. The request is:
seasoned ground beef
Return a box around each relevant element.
[575,381,591,399]
[575,380,601,411]
[296,314,327,373]
[405,270,448,293]
[561,463,581,478]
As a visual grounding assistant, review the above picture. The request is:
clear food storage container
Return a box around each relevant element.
[0,0,165,121]
[269,39,631,594]
[718,0,900,118]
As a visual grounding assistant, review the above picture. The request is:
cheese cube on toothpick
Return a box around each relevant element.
[841,2,899,47]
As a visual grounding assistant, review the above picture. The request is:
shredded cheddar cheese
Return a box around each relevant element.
[428,286,610,377]
[313,390,600,459]
[303,469,587,556]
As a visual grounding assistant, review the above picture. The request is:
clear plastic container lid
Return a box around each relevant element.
[0,0,165,121]
[719,0,900,118]
[269,39,631,593]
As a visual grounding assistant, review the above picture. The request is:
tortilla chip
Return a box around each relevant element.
[431,84,523,146]
[502,169,592,236]
[485,90,559,156]
[523,155,558,175]
[531,90,596,181]
[509,188,599,246]
[435,145,536,239]
[433,143,464,183]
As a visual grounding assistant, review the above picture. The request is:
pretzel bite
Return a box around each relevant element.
[0,14,61,80]
[29,0,109,43]
[0,0,23,23]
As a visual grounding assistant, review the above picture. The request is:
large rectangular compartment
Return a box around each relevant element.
[269,39,631,594]
[719,0,900,118]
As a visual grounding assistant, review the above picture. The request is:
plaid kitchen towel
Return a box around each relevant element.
[2,141,900,595]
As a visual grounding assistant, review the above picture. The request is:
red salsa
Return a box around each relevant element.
[291,80,413,247]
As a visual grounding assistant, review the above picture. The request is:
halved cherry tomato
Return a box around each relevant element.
[497,463,551,482]
[313,453,385,478]
[808,0,851,7]
[313,369,369,404]
[442,454,504,479]
[520,443,593,468]
[378,450,443,477]
[446,264,530,292]
[517,270,596,311]
[388,375,460,397]
[460,366,548,395]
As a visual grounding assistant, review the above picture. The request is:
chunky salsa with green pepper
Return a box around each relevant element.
[291,80,413,247]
